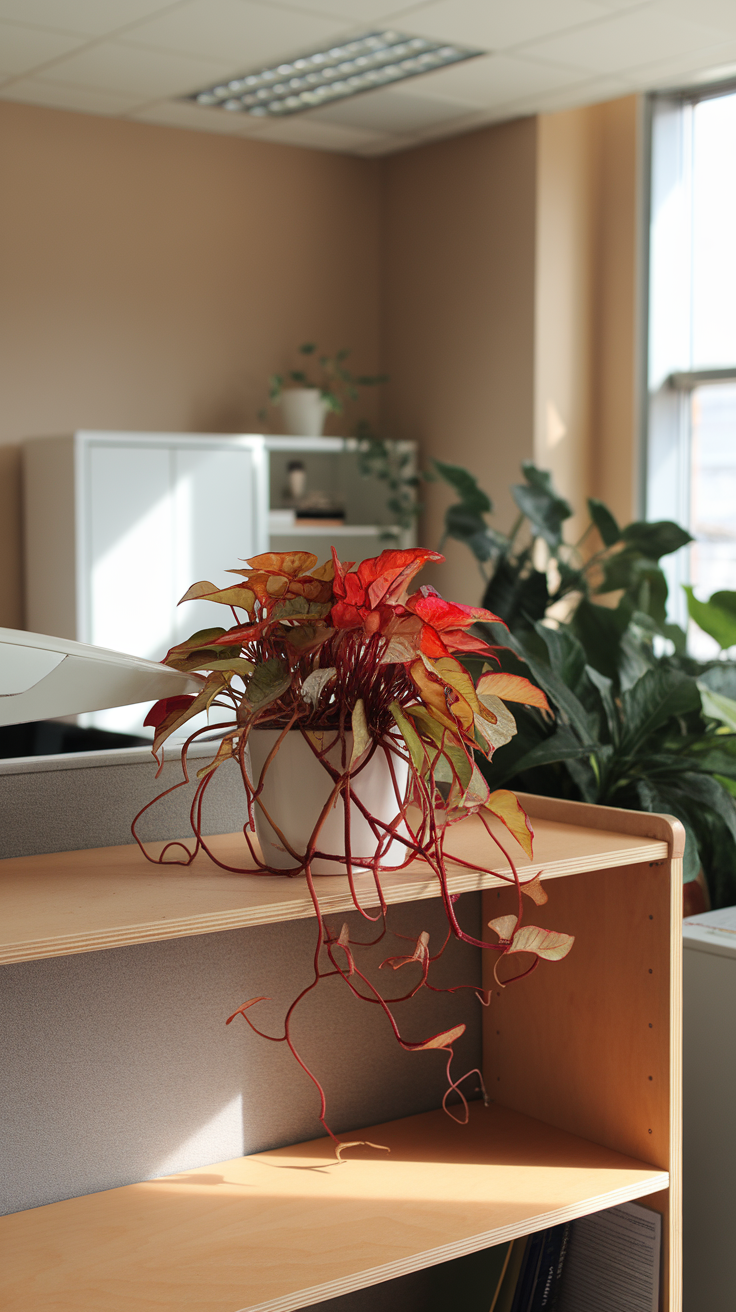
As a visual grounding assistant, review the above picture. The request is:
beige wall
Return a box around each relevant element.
[535,96,640,542]
[0,95,639,628]
[0,101,382,627]
[382,117,538,605]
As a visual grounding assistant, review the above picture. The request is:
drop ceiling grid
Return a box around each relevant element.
[0,0,736,154]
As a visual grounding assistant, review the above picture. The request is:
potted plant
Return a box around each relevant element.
[134,546,575,1152]
[266,342,386,436]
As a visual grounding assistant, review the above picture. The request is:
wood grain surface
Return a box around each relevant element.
[0,811,668,964]
[0,1102,668,1312]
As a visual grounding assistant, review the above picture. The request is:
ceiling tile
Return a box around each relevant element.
[123,0,342,67]
[30,40,234,98]
[392,51,583,106]
[504,71,635,114]
[0,20,82,76]
[589,0,652,8]
[254,113,385,151]
[311,85,473,131]
[378,0,615,51]
[261,0,411,19]
[654,0,736,35]
[0,75,145,114]
[0,0,179,38]
[519,7,726,74]
[620,38,736,85]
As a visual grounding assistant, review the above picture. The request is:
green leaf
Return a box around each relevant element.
[196,658,255,677]
[587,498,621,547]
[586,665,619,744]
[571,598,630,684]
[481,561,548,631]
[684,586,736,650]
[511,463,572,548]
[243,659,291,715]
[620,520,692,560]
[498,732,598,778]
[697,683,736,732]
[636,780,702,883]
[619,668,701,754]
[433,460,492,515]
[444,504,489,543]
[390,701,428,773]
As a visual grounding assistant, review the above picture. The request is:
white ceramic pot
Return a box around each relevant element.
[279,388,329,438]
[248,728,410,875]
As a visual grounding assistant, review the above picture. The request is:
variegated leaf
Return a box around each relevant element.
[301,667,337,709]
[509,925,574,961]
[349,698,372,770]
[487,914,518,944]
[484,789,534,859]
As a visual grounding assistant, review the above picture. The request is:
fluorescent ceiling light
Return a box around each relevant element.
[184,31,485,118]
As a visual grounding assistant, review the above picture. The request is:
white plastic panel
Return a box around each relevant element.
[85,441,176,662]
[172,444,263,644]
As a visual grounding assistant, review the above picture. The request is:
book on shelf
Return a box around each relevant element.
[555,1200,661,1312]
[490,1222,570,1312]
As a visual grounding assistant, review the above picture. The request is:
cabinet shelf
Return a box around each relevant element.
[0,1102,668,1312]
[0,810,668,966]
[268,521,386,537]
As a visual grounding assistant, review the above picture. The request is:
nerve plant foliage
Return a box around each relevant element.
[136,547,573,1150]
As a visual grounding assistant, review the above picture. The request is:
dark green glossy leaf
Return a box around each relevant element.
[433,460,492,515]
[587,497,621,547]
[635,780,701,883]
[620,520,692,559]
[481,562,548,631]
[511,464,572,549]
[571,598,630,683]
[619,668,701,754]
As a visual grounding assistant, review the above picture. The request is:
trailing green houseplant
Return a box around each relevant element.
[265,342,386,423]
[134,546,574,1153]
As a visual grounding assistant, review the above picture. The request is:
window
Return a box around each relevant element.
[647,85,736,656]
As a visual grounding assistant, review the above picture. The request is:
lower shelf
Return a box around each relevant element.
[1,1102,668,1312]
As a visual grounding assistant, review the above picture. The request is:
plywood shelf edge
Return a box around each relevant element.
[0,1103,670,1312]
[0,815,669,965]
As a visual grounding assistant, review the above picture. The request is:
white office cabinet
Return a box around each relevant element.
[682,907,736,1312]
[23,432,417,736]
[24,432,267,734]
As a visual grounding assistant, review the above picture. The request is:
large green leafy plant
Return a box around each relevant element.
[436,460,736,905]
[476,622,736,905]
[435,458,692,684]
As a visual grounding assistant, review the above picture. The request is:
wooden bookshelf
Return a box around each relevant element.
[0,806,668,965]
[1,1102,668,1312]
[0,795,684,1311]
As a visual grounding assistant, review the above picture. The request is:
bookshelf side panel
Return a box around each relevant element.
[482,861,671,1168]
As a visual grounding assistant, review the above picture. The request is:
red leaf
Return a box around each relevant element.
[407,585,505,632]
[143,695,195,728]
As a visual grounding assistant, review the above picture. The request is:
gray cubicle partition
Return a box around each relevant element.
[1,746,483,1310]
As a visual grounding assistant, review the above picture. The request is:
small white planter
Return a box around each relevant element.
[248,728,410,875]
[279,388,329,438]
